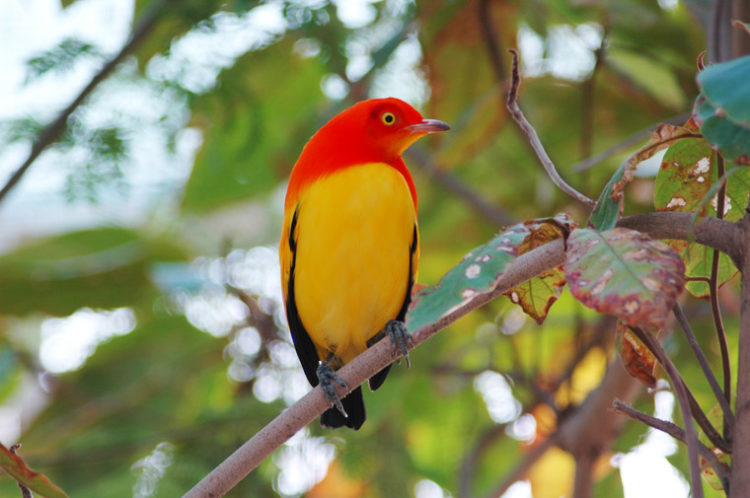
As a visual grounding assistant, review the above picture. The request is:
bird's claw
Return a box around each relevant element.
[385,319,413,368]
[317,362,349,418]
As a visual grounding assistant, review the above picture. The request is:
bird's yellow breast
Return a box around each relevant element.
[291,162,417,364]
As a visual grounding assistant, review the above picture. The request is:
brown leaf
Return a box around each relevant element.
[616,321,657,388]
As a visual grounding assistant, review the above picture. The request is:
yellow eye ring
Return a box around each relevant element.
[381,112,396,125]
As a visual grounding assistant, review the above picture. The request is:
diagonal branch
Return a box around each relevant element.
[0,0,166,207]
[673,303,734,435]
[505,49,596,207]
[628,326,704,497]
[182,210,737,497]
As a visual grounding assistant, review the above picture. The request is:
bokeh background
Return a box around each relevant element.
[0,0,736,496]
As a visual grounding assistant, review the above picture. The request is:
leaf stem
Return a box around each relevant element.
[673,304,734,436]
[711,152,732,429]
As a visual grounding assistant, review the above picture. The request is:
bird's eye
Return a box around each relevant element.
[381,112,396,126]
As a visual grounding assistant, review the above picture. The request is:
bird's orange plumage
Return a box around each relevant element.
[280,98,448,429]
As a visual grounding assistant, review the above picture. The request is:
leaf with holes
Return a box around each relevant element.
[503,213,574,324]
[615,321,656,388]
[654,138,748,297]
[564,228,685,330]
[590,124,699,230]
[407,215,573,334]
[0,443,67,498]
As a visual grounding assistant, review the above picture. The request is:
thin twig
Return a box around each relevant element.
[0,0,166,207]
[628,327,704,497]
[627,323,730,453]
[572,113,691,172]
[613,399,729,491]
[505,50,595,207]
[673,304,734,435]
[711,153,732,424]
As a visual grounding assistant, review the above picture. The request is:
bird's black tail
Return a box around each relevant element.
[320,386,365,430]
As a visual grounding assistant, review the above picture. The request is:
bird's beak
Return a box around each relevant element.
[406,119,451,134]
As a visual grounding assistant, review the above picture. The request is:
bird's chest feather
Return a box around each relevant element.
[293,163,417,363]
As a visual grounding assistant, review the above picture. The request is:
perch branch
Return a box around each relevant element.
[183,210,735,497]
[505,49,595,207]
[0,0,165,206]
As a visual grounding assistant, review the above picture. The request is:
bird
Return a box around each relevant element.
[279,97,449,429]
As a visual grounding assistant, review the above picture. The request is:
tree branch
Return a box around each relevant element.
[613,399,729,490]
[0,0,165,207]
[628,326,704,497]
[617,212,741,266]
[672,303,734,436]
[571,113,691,173]
[505,49,595,207]
[730,207,750,497]
[183,210,736,497]
[711,153,732,422]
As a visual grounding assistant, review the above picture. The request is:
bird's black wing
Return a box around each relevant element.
[286,207,322,387]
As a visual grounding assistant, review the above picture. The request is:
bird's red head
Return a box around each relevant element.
[286,97,449,209]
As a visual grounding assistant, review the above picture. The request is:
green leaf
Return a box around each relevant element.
[0,443,68,498]
[671,240,738,299]
[564,227,685,330]
[694,94,750,165]
[181,39,327,211]
[698,54,750,126]
[654,138,748,297]
[407,215,572,333]
[655,138,750,222]
[590,124,698,230]
[0,228,188,315]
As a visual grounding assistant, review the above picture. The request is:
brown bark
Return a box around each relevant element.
[730,211,750,497]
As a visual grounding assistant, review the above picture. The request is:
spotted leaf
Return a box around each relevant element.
[615,321,657,388]
[564,228,685,330]
[590,123,699,230]
[407,214,573,334]
[654,137,748,297]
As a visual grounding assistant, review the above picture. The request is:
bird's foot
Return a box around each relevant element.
[385,319,413,368]
[317,362,349,418]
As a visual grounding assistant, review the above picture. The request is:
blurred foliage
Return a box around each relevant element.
[0,0,745,497]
